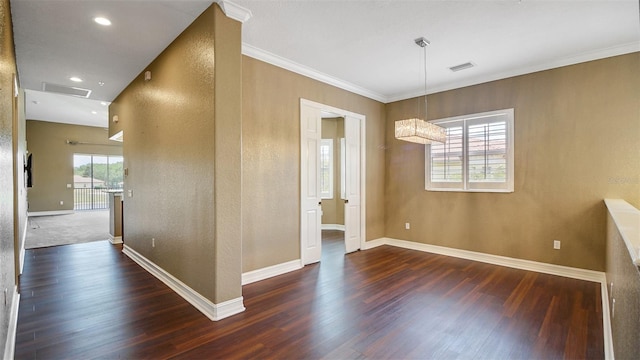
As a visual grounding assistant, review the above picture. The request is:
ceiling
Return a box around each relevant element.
[11,0,640,128]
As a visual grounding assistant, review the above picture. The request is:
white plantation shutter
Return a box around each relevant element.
[426,109,514,193]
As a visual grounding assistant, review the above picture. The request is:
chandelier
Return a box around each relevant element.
[394,37,446,145]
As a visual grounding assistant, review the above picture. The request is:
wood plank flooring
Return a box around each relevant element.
[16,231,603,359]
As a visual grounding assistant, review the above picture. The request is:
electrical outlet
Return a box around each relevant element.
[59,200,64,205]
[127,189,133,198]
[66,184,72,188]
[553,240,561,250]
[152,238,155,248]
[405,222,410,230]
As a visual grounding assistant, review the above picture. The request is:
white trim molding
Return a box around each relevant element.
[109,235,123,245]
[321,224,345,231]
[600,280,615,360]
[123,245,245,321]
[384,238,604,282]
[243,44,387,103]
[27,210,74,217]
[20,220,27,274]
[215,0,253,23]
[242,259,303,285]
[3,286,20,360]
[362,237,388,250]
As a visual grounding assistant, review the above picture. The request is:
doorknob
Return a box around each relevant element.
[318,201,322,206]
[344,199,349,204]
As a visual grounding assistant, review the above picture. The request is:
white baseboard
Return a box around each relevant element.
[242,259,303,285]
[600,280,614,360]
[384,238,605,283]
[123,245,245,321]
[19,220,27,274]
[109,235,123,244]
[3,286,19,360]
[362,237,388,250]
[322,224,345,231]
[27,210,74,217]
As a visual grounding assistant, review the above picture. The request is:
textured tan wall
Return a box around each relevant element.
[0,0,18,353]
[606,211,640,359]
[242,56,386,272]
[26,121,122,212]
[385,53,640,271]
[321,117,345,226]
[110,4,242,302]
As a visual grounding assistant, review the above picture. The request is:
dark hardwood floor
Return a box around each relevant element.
[16,232,603,359]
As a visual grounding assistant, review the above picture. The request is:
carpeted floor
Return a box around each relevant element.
[26,210,111,249]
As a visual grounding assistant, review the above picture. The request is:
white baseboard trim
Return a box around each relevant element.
[321,224,345,231]
[27,210,74,217]
[20,220,27,274]
[242,259,303,285]
[109,235,123,245]
[3,286,20,360]
[384,238,605,283]
[123,245,245,321]
[600,279,614,360]
[362,237,388,250]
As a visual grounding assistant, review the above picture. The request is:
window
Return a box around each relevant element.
[320,139,333,199]
[426,108,514,193]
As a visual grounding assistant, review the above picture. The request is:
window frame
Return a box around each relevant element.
[320,138,334,199]
[425,108,514,193]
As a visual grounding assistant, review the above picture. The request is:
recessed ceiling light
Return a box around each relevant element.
[98,81,105,86]
[69,77,83,82]
[94,17,111,26]
[100,101,108,106]
[91,111,98,115]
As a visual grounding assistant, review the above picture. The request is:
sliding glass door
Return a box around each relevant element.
[73,154,124,210]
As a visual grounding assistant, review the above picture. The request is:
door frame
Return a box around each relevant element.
[300,98,366,263]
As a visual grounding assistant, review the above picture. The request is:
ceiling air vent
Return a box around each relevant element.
[449,62,475,72]
[42,82,92,98]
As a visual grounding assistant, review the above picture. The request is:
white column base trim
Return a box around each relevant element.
[123,245,245,321]
[3,286,20,360]
[321,224,345,231]
[242,259,303,285]
[27,210,74,217]
[109,235,123,244]
[600,280,614,360]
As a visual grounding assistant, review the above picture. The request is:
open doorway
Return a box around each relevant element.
[320,115,345,259]
[300,99,366,265]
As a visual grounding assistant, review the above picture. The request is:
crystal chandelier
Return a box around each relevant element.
[394,37,446,145]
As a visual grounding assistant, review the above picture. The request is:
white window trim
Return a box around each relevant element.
[425,108,514,193]
[320,139,334,199]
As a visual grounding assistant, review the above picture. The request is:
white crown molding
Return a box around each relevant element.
[242,259,303,285]
[243,40,638,105]
[386,42,640,103]
[242,43,388,103]
[215,0,253,23]
[123,245,245,321]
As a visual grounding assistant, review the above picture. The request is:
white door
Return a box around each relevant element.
[300,102,322,264]
[344,115,361,253]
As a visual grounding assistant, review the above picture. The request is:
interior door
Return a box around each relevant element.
[344,115,361,253]
[300,102,322,264]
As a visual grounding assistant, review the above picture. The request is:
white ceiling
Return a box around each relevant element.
[11,0,640,128]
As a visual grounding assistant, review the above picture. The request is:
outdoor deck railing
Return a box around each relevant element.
[74,188,122,210]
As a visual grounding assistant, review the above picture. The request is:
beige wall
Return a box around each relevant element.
[110,4,242,303]
[385,53,640,271]
[242,56,386,272]
[321,117,345,226]
[26,121,122,212]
